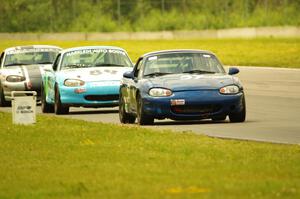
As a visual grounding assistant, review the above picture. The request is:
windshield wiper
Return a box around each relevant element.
[4,63,30,66]
[36,61,53,64]
[95,63,125,67]
[183,70,215,74]
[63,64,85,69]
[144,72,172,77]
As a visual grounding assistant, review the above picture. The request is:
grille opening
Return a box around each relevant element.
[84,95,119,101]
[171,104,221,114]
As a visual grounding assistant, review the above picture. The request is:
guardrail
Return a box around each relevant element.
[0,26,299,41]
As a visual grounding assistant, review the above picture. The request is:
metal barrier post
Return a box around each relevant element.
[11,91,37,125]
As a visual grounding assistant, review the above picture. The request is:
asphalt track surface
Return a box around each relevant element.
[1,67,300,144]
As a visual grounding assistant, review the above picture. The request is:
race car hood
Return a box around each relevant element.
[146,73,237,91]
[57,67,132,82]
[0,64,51,78]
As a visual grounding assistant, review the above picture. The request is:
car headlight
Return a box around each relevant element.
[219,85,240,94]
[6,75,25,82]
[149,88,172,97]
[64,79,85,87]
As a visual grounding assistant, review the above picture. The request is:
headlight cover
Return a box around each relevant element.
[219,85,240,94]
[64,79,85,87]
[6,75,25,82]
[149,88,172,97]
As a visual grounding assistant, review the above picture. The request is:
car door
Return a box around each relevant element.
[46,53,61,102]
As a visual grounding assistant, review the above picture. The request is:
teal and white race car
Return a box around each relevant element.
[41,46,133,114]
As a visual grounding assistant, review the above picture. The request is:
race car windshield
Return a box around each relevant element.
[61,49,133,70]
[4,49,59,67]
[143,52,225,76]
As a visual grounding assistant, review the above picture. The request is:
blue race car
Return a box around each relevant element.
[42,46,133,114]
[119,50,246,125]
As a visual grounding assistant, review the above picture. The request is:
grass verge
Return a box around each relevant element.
[0,111,299,199]
[0,38,300,68]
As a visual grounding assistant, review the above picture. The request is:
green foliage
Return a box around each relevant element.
[69,10,118,32]
[0,111,300,198]
[0,0,300,32]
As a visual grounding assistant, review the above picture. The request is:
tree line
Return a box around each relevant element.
[0,0,299,32]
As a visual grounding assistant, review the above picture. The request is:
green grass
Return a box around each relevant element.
[0,112,299,199]
[1,38,300,68]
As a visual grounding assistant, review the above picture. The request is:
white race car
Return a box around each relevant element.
[0,45,61,106]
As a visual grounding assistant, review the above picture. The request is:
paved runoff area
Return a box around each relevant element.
[1,66,300,144]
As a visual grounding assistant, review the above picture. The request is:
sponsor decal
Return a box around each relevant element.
[7,48,59,55]
[170,99,185,106]
[89,69,117,75]
[74,88,86,94]
[108,49,126,55]
[179,74,225,80]
[65,49,126,57]
[104,69,117,75]
[180,75,206,80]
[90,70,102,75]
[16,105,33,114]
[148,56,158,61]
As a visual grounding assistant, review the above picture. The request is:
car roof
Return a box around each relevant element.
[60,46,127,54]
[141,49,215,58]
[4,45,62,53]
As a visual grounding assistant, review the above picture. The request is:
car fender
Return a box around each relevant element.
[43,70,57,104]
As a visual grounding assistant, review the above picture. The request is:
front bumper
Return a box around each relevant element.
[141,90,244,120]
[59,83,120,107]
[3,80,41,101]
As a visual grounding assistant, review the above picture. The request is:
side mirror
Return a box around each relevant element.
[123,71,134,79]
[228,67,239,75]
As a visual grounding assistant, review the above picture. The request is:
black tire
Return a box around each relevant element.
[54,86,69,115]
[212,115,227,121]
[136,95,154,125]
[0,85,10,107]
[119,94,136,124]
[229,96,246,123]
[41,85,54,113]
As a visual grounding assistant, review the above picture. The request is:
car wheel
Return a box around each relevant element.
[136,95,154,125]
[229,96,246,123]
[41,85,54,113]
[212,115,227,122]
[54,86,69,115]
[0,85,10,107]
[119,94,136,124]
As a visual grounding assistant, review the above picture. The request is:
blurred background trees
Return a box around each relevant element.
[0,0,299,32]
